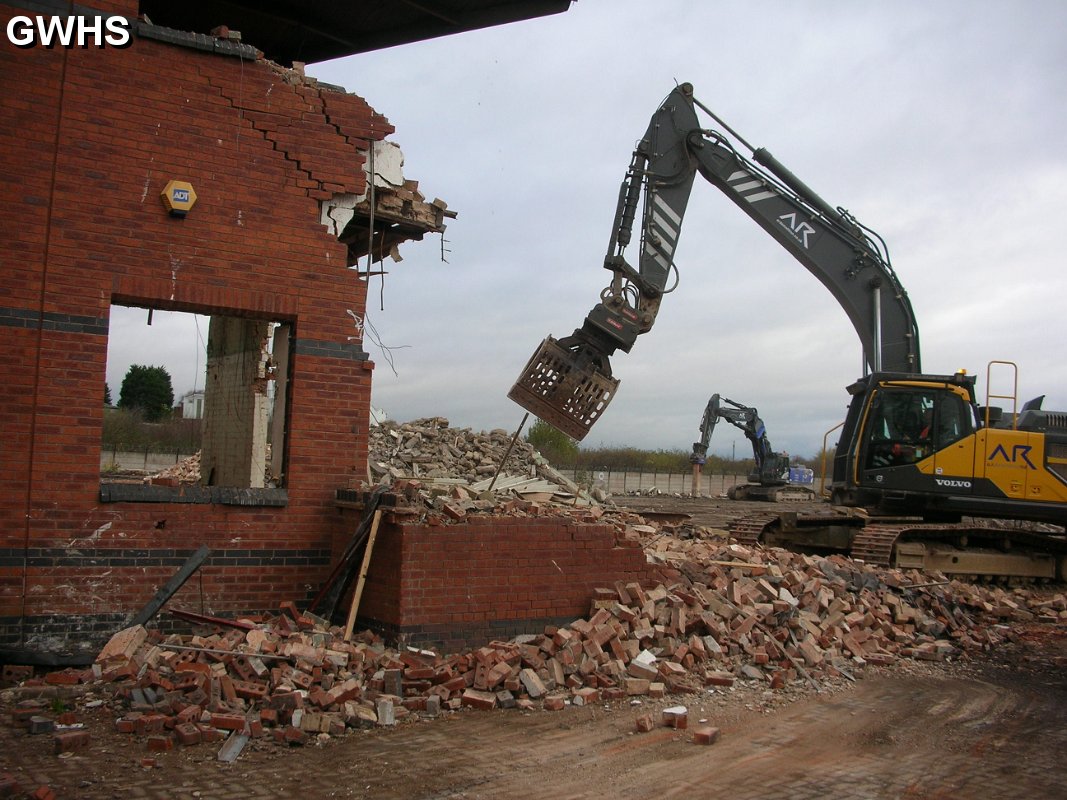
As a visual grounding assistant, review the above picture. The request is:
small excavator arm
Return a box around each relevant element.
[510,82,920,440]
[690,394,786,485]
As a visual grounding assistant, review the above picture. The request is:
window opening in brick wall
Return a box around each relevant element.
[103,304,292,498]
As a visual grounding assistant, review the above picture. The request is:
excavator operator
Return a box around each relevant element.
[890,406,933,464]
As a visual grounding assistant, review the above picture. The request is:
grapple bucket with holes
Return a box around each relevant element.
[507,336,619,442]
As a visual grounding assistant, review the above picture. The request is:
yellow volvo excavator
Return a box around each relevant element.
[509,82,1067,579]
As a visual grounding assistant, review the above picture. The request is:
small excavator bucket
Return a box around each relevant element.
[508,337,619,441]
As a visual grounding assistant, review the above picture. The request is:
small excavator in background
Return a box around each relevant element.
[509,82,1067,579]
[690,394,814,501]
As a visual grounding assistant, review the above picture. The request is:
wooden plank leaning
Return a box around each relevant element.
[343,509,382,642]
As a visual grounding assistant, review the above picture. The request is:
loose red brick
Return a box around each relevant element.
[12,704,46,725]
[234,680,269,701]
[662,706,688,730]
[95,626,148,663]
[2,665,33,686]
[197,725,225,744]
[115,717,137,734]
[0,773,22,798]
[175,705,202,724]
[571,687,600,706]
[460,689,497,710]
[704,671,736,687]
[282,726,308,746]
[146,735,174,752]
[43,669,83,691]
[175,662,212,676]
[692,726,721,745]
[270,691,303,711]
[174,723,202,746]
[209,713,246,731]
[543,695,566,711]
[53,730,90,754]
[134,714,168,735]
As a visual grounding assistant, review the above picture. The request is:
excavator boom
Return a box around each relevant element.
[509,82,919,440]
[508,81,1067,578]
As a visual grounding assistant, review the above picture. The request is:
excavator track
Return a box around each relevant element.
[730,511,916,564]
[729,510,1067,579]
[773,486,818,502]
[728,512,782,548]
[849,523,907,566]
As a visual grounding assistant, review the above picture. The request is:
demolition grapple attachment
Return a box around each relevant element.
[507,336,619,442]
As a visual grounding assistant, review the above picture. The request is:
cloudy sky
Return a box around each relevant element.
[108,0,1067,459]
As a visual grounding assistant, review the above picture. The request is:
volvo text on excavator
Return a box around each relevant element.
[508,82,1067,579]
[690,394,815,501]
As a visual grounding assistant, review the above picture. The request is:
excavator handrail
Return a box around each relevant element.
[985,360,1019,430]
[820,420,844,499]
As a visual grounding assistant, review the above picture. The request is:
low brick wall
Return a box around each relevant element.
[351,515,655,653]
[2,506,658,662]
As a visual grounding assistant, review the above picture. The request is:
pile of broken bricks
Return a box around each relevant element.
[148,416,597,508]
[6,531,1065,761]
[367,417,599,505]
[369,416,543,484]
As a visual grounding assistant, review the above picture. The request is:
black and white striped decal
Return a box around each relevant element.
[728,170,778,204]
[643,192,683,272]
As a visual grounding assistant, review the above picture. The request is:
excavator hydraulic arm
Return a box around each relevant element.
[509,82,920,440]
[691,394,787,485]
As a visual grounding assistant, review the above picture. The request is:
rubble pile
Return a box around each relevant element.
[7,528,1065,758]
[369,417,539,483]
[147,418,587,503]
[367,417,593,504]
[149,452,201,484]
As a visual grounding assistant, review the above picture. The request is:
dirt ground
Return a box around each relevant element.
[3,493,1066,799]
[610,490,827,531]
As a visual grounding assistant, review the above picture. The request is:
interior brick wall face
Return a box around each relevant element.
[0,4,388,652]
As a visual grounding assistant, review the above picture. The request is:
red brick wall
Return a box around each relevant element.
[352,516,655,652]
[0,5,651,660]
[0,4,391,655]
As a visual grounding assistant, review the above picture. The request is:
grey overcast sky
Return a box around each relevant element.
[108,0,1067,459]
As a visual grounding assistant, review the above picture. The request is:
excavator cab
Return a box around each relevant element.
[862,391,939,470]
[835,373,981,513]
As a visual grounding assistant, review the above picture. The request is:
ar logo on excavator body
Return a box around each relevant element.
[988,443,1036,469]
[777,213,816,248]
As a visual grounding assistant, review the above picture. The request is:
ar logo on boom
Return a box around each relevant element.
[6,15,132,49]
[777,212,816,249]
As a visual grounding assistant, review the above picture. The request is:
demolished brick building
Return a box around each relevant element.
[0,1,655,663]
